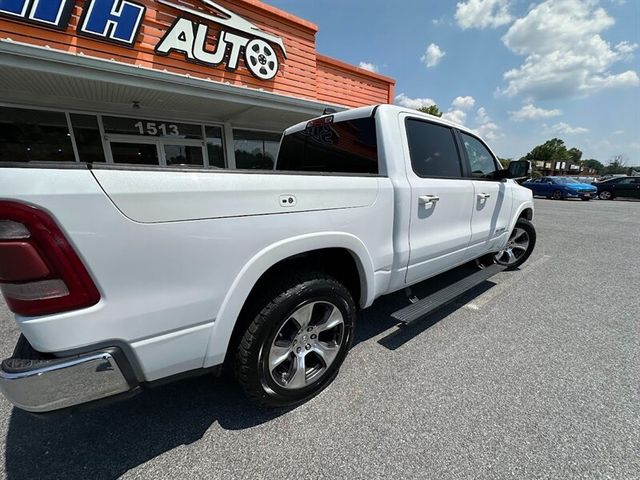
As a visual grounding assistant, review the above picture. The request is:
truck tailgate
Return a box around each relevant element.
[91,167,379,223]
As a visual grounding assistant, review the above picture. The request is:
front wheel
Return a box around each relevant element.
[494,219,537,270]
[551,190,564,200]
[235,272,355,407]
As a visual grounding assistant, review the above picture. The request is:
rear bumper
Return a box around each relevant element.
[0,338,135,413]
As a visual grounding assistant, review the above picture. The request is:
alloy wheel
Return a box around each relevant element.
[495,227,530,266]
[267,301,345,390]
[599,191,612,200]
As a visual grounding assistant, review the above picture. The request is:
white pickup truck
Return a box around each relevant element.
[0,105,535,413]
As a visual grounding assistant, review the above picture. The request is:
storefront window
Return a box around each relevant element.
[70,114,105,163]
[233,130,281,170]
[165,144,204,167]
[110,142,159,166]
[0,106,75,163]
[205,126,225,168]
[103,116,202,139]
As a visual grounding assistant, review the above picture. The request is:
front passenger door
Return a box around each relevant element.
[404,117,474,284]
[459,132,512,255]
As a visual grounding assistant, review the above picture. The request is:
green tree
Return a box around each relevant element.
[524,138,570,165]
[581,158,605,174]
[498,157,512,169]
[568,147,583,164]
[522,138,570,177]
[418,105,443,117]
[604,154,627,175]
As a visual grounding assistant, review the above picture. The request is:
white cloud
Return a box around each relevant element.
[442,96,477,126]
[615,41,638,57]
[499,0,640,100]
[395,93,437,110]
[455,0,512,29]
[421,43,445,68]
[452,96,476,110]
[472,107,501,141]
[476,107,490,124]
[358,62,379,73]
[509,103,562,121]
[474,121,501,141]
[442,109,467,125]
[543,122,589,135]
[612,130,625,135]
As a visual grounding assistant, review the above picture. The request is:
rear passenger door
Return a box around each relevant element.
[403,117,474,284]
[458,132,512,254]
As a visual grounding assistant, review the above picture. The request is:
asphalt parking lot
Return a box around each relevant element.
[0,198,638,480]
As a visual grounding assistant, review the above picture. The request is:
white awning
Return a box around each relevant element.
[0,40,341,130]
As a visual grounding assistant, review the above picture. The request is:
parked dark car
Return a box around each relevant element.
[523,176,598,201]
[593,176,640,200]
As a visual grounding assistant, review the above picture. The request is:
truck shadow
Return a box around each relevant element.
[3,262,499,480]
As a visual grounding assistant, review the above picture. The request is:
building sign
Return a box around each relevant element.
[0,0,74,30]
[0,0,286,80]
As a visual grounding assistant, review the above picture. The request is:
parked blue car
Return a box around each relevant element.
[522,176,598,201]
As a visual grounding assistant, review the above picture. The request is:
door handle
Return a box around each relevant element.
[477,193,491,200]
[419,195,440,205]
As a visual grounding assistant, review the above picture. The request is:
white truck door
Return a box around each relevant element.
[458,131,513,255]
[402,116,474,285]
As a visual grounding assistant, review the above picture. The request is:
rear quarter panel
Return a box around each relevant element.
[0,167,395,381]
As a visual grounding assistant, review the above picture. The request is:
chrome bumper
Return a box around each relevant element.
[0,345,133,413]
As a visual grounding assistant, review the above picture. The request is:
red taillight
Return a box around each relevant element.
[0,201,100,316]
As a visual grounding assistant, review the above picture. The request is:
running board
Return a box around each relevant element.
[391,264,506,325]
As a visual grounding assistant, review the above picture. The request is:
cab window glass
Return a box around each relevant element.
[405,119,462,178]
[460,132,498,178]
[277,117,378,174]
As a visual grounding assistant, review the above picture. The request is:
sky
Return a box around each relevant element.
[267,0,640,164]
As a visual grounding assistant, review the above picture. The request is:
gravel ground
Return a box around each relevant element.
[0,198,638,480]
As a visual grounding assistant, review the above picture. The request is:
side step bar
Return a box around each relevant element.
[392,263,506,325]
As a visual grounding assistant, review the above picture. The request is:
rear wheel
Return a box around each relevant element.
[235,272,355,407]
[599,190,613,200]
[551,190,563,200]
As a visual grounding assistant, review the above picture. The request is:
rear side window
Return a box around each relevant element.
[277,117,378,174]
[405,119,462,178]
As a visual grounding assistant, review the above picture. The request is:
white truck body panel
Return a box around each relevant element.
[0,104,533,384]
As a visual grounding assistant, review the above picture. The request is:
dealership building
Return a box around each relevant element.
[0,0,395,169]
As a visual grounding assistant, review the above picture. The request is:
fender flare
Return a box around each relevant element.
[202,232,376,367]
[510,201,535,233]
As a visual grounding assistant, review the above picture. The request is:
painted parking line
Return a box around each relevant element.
[465,254,552,311]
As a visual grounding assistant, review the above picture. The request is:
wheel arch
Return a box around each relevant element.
[510,201,535,233]
[202,233,375,368]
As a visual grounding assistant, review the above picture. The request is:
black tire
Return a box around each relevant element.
[599,190,613,200]
[235,272,355,407]
[551,190,563,200]
[496,218,537,270]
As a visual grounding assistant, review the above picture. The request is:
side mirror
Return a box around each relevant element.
[494,160,531,180]
[507,160,531,179]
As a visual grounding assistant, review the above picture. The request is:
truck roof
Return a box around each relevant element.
[284,104,476,137]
